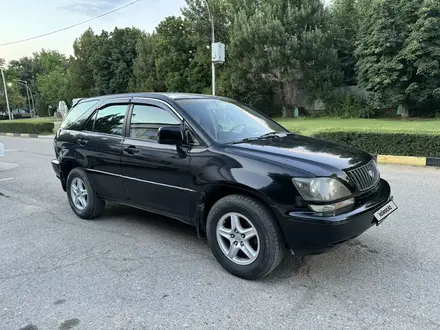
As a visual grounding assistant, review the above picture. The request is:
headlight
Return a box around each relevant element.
[292,178,351,202]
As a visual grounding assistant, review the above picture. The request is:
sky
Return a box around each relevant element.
[0,0,186,62]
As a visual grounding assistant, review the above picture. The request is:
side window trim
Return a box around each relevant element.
[128,98,207,147]
[82,103,130,137]
[126,102,181,143]
[83,110,97,132]
[131,97,183,120]
[60,99,100,130]
[80,98,131,133]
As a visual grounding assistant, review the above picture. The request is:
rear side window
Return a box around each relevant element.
[92,105,127,136]
[60,100,98,129]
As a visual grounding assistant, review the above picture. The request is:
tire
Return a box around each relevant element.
[207,194,285,280]
[66,168,105,219]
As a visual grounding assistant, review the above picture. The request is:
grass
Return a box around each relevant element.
[276,117,440,136]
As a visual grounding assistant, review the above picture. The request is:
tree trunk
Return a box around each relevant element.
[280,81,289,117]
[401,103,409,118]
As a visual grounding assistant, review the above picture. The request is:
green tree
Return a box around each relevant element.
[109,27,144,93]
[36,49,67,73]
[154,16,194,92]
[70,28,98,98]
[90,30,113,95]
[129,33,161,92]
[356,0,421,117]
[330,0,361,86]
[34,50,71,112]
[0,84,26,111]
[90,27,143,95]
[402,0,440,108]
[7,56,43,106]
[182,0,230,94]
[36,67,74,110]
[227,0,341,116]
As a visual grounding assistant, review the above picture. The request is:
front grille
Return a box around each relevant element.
[347,160,380,192]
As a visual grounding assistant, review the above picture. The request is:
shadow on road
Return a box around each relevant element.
[88,203,409,284]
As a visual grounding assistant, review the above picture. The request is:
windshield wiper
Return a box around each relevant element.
[231,137,261,144]
[259,131,280,138]
[231,132,287,144]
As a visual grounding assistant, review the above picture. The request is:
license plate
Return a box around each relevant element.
[374,201,398,225]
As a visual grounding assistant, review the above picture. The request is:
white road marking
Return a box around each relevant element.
[0,177,14,182]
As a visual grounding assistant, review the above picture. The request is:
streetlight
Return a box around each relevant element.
[16,80,35,117]
[0,68,11,120]
[7,80,35,117]
[202,0,216,96]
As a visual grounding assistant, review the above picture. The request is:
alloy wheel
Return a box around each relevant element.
[216,212,260,265]
[70,177,88,211]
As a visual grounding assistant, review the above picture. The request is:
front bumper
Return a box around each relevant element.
[278,179,393,255]
[51,159,61,179]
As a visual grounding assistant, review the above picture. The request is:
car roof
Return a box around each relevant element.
[75,92,227,105]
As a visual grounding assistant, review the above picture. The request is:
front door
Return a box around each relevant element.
[120,98,192,222]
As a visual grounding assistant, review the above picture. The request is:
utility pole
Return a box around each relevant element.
[0,68,11,120]
[203,0,216,96]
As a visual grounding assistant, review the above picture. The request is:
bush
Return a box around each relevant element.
[0,122,54,134]
[313,131,440,157]
[324,92,376,118]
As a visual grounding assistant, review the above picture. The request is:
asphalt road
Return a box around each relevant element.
[0,136,439,330]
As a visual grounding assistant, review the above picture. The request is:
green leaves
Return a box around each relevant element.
[356,0,440,116]
[36,66,73,110]
[226,0,341,116]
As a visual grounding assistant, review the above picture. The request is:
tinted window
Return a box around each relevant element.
[83,112,97,131]
[60,100,98,129]
[129,104,180,141]
[93,105,127,136]
[176,99,287,143]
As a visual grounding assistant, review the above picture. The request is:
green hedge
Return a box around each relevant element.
[313,131,440,158]
[0,122,54,134]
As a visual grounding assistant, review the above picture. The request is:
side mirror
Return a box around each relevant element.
[158,126,184,145]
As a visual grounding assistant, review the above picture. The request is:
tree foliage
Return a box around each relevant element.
[355,0,421,117]
[226,0,341,116]
[403,0,440,106]
[129,34,160,92]
[330,0,360,86]
[3,0,440,119]
[36,67,73,109]
[70,28,97,98]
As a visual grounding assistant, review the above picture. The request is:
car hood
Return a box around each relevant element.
[223,134,372,177]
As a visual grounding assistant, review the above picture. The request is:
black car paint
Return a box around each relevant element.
[52,93,392,255]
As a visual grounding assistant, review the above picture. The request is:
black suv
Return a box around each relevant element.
[51,93,397,280]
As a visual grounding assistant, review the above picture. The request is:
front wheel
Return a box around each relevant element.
[207,194,285,280]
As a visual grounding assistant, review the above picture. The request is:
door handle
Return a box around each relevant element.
[123,145,140,154]
[77,138,88,146]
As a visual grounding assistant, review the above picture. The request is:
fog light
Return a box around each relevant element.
[309,198,355,213]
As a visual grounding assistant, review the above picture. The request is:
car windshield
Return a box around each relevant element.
[176,98,288,143]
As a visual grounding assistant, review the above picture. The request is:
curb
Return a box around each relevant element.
[374,155,440,167]
[0,132,38,138]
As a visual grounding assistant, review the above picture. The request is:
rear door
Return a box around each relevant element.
[120,98,192,222]
[77,99,130,201]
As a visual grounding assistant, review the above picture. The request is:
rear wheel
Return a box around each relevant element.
[66,168,105,219]
[207,194,285,280]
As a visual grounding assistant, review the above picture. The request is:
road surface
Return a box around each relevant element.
[0,136,439,330]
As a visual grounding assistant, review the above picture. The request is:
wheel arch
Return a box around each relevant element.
[195,183,284,241]
[59,159,81,191]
